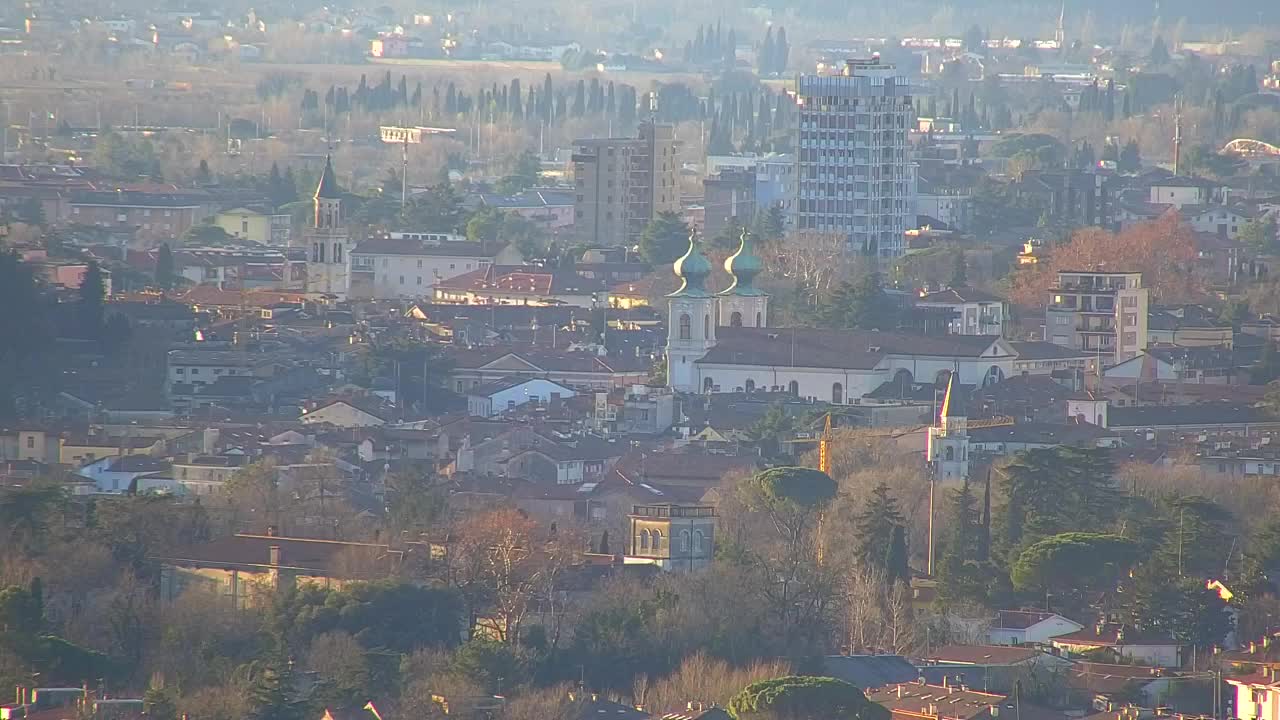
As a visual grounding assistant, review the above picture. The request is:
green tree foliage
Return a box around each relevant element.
[937,481,991,607]
[1011,533,1138,608]
[494,150,543,195]
[853,483,909,583]
[267,581,463,656]
[94,132,162,178]
[0,254,57,419]
[155,243,176,290]
[997,447,1118,557]
[1129,575,1233,649]
[143,686,179,720]
[451,637,528,693]
[79,260,107,341]
[640,211,692,264]
[1240,216,1279,255]
[727,676,889,720]
[824,273,898,330]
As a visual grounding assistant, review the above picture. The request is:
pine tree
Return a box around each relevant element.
[758,26,775,76]
[853,483,908,578]
[937,481,988,606]
[155,243,175,291]
[950,250,967,287]
[774,27,789,74]
[79,260,106,341]
[195,159,211,185]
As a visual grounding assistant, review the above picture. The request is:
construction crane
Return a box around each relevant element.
[818,413,833,475]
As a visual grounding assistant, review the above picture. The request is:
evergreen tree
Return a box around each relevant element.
[774,27,789,74]
[827,272,897,330]
[155,243,175,291]
[195,159,212,185]
[950,250,967,287]
[1119,139,1142,173]
[758,26,775,76]
[142,686,178,720]
[78,261,106,341]
[853,483,909,582]
[937,481,988,606]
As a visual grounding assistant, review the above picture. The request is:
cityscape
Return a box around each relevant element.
[5,2,1280,720]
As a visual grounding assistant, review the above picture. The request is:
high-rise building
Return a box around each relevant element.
[571,121,679,246]
[1045,270,1148,364]
[304,155,349,299]
[795,58,916,261]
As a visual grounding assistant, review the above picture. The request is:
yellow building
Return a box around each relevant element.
[214,207,292,245]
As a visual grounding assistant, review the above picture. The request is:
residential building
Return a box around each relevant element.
[450,348,650,391]
[348,237,520,300]
[1045,270,1149,364]
[432,265,608,308]
[1052,623,1182,667]
[913,645,1071,694]
[916,287,1007,336]
[171,454,250,496]
[466,377,576,417]
[476,190,575,233]
[214,206,291,245]
[1013,169,1116,229]
[68,188,208,241]
[1009,341,1097,377]
[1147,305,1234,347]
[572,121,679,246]
[626,503,716,571]
[985,610,1085,646]
[1103,344,1242,386]
[1185,204,1254,240]
[1227,669,1280,720]
[1147,176,1220,208]
[158,532,404,607]
[303,156,349,298]
[300,396,395,428]
[165,350,278,395]
[702,168,756,240]
[795,58,915,261]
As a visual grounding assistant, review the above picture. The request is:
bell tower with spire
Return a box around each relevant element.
[717,228,769,328]
[666,233,717,393]
[305,155,349,299]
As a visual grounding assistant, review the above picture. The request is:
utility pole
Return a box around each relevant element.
[1173,95,1183,175]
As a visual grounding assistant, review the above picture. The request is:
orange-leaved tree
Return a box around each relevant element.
[1009,210,1203,307]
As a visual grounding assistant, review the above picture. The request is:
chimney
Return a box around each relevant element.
[266,525,277,537]
[943,676,949,689]
[897,686,904,699]
[269,545,281,566]
[1251,642,1258,654]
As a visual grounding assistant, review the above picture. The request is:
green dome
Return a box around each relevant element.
[722,227,766,296]
[670,232,712,297]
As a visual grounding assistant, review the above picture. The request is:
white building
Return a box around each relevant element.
[348,237,521,300]
[1147,177,1219,209]
[304,156,349,299]
[986,610,1085,646]
[466,377,576,417]
[917,287,1007,336]
[795,58,916,261]
[300,397,393,428]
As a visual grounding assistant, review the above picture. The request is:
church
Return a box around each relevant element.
[664,232,1018,404]
[304,155,350,299]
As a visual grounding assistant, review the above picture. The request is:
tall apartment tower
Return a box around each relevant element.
[1045,270,1148,364]
[795,58,916,261]
[572,121,679,246]
[305,155,349,299]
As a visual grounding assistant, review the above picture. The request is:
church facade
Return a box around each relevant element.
[665,230,1017,403]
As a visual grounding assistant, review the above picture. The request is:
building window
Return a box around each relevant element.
[640,529,650,549]
[704,314,710,338]
[703,377,714,392]
[694,530,705,553]
[26,436,35,449]
[756,312,763,326]
[680,530,690,552]
[730,311,743,327]
[832,382,843,404]
[652,530,662,551]
[745,379,755,392]
[679,313,691,340]
[788,380,799,395]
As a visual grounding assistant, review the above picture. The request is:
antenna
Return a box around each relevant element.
[1173,94,1183,175]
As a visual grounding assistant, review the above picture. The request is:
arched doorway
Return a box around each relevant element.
[832,382,843,404]
[730,311,743,327]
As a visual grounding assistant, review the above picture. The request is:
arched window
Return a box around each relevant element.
[679,313,691,340]
[756,311,763,327]
[788,380,799,396]
[745,379,755,392]
[652,530,663,551]
[333,243,343,264]
[640,529,651,550]
[694,530,705,553]
[730,311,743,327]
[984,365,1005,387]
[703,377,715,392]
[832,382,843,404]
[945,446,955,461]
[318,243,326,263]
[704,314,710,338]
[680,529,690,552]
